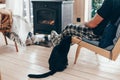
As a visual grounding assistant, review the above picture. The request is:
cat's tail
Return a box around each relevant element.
[28,70,56,78]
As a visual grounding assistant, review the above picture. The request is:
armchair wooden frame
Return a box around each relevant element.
[72,37,120,64]
[0,9,18,52]
[0,72,2,80]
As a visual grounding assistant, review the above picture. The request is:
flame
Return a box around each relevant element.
[40,20,55,25]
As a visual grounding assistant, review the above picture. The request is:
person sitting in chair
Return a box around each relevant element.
[50,0,120,48]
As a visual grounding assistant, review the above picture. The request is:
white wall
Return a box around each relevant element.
[73,0,92,23]
[6,0,24,17]
[73,0,85,23]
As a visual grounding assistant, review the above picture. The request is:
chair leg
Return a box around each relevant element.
[3,33,8,45]
[0,71,1,80]
[74,45,82,64]
[14,41,18,52]
[2,32,18,52]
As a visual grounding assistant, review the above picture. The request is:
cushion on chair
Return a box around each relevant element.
[82,38,99,46]
[113,23,120,45]
[82,38,114,51]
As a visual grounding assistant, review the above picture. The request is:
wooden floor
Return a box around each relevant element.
[0,33,120,80]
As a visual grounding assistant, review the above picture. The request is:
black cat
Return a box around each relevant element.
[28,36,71,78]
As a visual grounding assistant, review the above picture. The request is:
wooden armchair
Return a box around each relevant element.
[0,72,2,80]
[0,9,18,52]
[72,17,120,64]
[72,37,120,64]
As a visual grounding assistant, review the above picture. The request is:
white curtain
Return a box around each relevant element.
[5,0,32,46]
[11,15,32,45]
[5,0,24,17]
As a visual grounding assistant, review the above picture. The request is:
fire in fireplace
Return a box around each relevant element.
[32,0,74,35]
[37,9,56,25]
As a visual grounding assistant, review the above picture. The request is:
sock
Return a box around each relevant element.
[50,30,61,46]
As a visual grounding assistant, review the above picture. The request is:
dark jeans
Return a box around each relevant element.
[99,23,117,48]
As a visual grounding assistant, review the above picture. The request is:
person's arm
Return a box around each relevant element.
[85,13,104,28]
[85,0,113,28]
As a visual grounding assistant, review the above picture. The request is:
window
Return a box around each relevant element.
[91,0,104,17]
[84,0,104,21]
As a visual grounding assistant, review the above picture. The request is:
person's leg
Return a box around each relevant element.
[50,24,82,46]
[99,23,117,48]
[50,24,100,46]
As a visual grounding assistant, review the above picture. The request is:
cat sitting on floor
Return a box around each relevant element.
[28,36,71,78]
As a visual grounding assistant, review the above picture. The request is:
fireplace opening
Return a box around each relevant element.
[37,9,56,26]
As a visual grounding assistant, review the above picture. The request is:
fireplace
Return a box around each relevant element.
[32,0,74,34]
